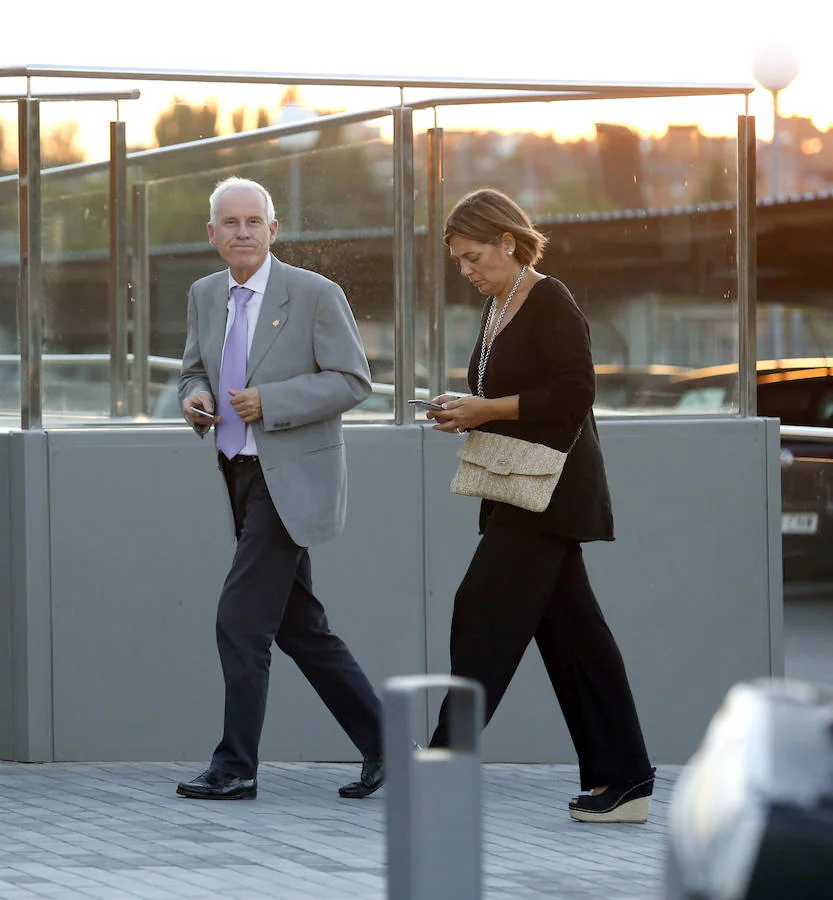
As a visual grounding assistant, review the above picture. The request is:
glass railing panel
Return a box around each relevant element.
[433,94,745,416]
[13,74,755,426]
[6,79,405,426]
[412,110,434,406]
[140,108,396,423]
[37,101,114,425]
[0,110,20,427]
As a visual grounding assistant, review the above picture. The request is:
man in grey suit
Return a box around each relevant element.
[176,176,383,801]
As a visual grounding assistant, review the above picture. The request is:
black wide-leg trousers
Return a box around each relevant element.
[210,457,382,778]
[430,520,652,791]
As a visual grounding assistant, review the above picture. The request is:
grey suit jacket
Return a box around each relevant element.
[178,254,372,547]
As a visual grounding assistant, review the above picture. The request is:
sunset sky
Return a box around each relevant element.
[2,0,832,157]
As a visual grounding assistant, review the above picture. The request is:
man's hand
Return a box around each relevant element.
[184,391,219,425]
[229,387,263,423]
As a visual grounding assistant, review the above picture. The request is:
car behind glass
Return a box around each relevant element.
[666,360,833,589]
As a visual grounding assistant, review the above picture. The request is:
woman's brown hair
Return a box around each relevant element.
[443,188,548,266]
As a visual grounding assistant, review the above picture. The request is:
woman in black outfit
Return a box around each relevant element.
[427,188,654,823]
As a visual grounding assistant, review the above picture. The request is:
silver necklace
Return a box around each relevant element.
[477,265,527,397]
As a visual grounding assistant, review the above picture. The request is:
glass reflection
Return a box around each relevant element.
[0,111,19,427]
[1,78,761,425]
[434,96,741,417]
[36,101,115,424]
[141,112,395,423]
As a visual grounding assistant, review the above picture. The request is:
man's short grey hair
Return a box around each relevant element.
[209,177,276,225]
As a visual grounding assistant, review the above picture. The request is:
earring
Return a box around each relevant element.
[507,249,514,256]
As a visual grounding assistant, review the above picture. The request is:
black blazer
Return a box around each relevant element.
[468,276,614,542]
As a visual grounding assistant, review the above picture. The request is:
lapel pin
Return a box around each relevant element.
[272,319,280,328]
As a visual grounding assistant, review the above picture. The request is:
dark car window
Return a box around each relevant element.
[816,388,833,427]
[758,381,819,425]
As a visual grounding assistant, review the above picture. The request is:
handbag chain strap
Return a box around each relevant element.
[477,265,527,397]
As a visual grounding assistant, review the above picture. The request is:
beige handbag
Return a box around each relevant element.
[450,280,576,512]
[450,430,568,512]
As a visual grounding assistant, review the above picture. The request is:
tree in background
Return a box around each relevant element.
[0,117,85,171]
[230,106,271,134]
[41,122,85,167]
[142,98,223,245]
[154,97,219,148]
[141,90,390,246]
[236,86,299,135]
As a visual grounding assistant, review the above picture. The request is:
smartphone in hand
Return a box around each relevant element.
[408,399,444,411]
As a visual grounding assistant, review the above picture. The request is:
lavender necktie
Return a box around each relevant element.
[217,286,254,459]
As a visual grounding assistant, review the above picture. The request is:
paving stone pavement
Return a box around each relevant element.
[0,761,681,900]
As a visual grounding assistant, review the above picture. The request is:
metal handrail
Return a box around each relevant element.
[0,352,181,371]
[0,65,755,96]
[406,87,753,110]
[0,81,755,189]
[0,90,141,102]
[780,426,833,442]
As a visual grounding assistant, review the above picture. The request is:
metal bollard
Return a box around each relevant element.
[384,674,484,900]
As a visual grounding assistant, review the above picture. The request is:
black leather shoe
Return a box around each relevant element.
[176,769,257,800]
[338,755,384,799]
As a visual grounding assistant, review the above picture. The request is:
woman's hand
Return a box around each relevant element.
[428,395,492,433]
[427,393,459,407]
[425,394,459,427]
[428,394,520,433]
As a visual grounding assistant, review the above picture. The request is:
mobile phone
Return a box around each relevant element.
[408,399,444,410]
[191,407,216,421]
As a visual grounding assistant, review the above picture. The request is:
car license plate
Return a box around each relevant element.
[781,513,819,534]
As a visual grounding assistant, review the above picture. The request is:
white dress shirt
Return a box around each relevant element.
[220,254,273,456]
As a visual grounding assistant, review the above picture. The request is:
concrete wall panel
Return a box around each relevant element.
[47,426,426,761]
[6,432,53,761]
[1,418,782,764]
[423,418,782,764]
[0,434,12,759]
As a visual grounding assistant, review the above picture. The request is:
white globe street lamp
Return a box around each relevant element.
[752,43,799,197]
[277,103,320,152]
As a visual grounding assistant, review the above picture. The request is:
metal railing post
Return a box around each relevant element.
[426,127,445,400]
[737,115,757,417]
[393,107,416,425]
[109,120,129,416]
[131,182,150,416]
[384,674,484,900]
[17,98,43,430]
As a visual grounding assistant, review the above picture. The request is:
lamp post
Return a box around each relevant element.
[276,104,319,234]
[752,43,799,198]
[752,43,799,358]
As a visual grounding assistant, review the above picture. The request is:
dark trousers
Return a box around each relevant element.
[430,521,652,791]
[210,456,382,778]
